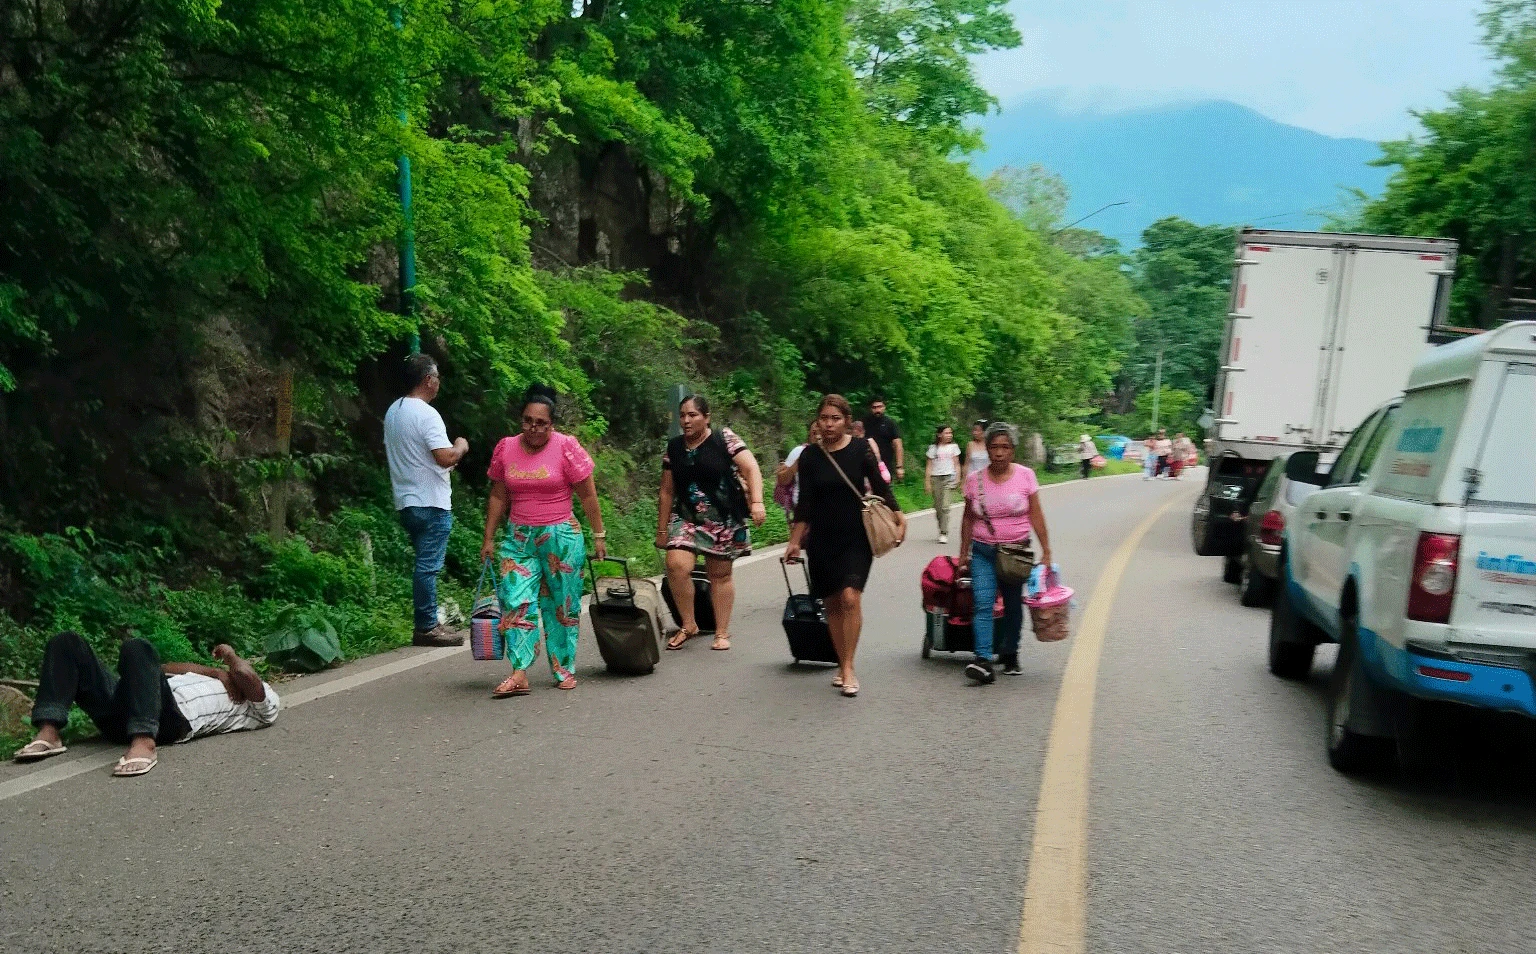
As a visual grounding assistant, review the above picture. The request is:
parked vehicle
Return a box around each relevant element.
[1193,229,1459,569]
[1271,321,1536,773]
[1231,453,1318,606]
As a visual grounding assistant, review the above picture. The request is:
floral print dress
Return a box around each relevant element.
[663,427,752,560]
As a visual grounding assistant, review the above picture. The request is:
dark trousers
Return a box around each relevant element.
[1080,459,1092,479]
[30,632,190,744]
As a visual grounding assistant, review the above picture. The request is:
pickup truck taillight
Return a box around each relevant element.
[1258,510,1285,547]
[1407,532,1460,624]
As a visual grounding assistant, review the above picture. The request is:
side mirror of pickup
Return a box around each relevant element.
[1285,451,1326,486]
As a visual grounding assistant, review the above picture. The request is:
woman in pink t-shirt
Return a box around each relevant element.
[479,385,606,697]
[957,422,1054,684]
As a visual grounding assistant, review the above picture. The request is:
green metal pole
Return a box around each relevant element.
[392,6,420,355]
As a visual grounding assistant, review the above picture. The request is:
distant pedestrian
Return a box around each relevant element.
[656,394,767,652]
[14,632,279,778]
[925,425,961,544]
[966,420,990,477]
[480,385,606,696]
[1154,430,1173,478]
[775,420,820,520]
[862,396,906,483]
[1171,432,1195,479]
[1142,434,1158,480]
[958,423,1054,683]
[785,395,907,697]
[1077,434,1097,479]
[384,354,468,647]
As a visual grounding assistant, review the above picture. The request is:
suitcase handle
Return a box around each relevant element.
[586,555,635,604]
[780,556,812,596]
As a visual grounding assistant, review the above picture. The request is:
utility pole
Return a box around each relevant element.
[392,5,420,355]
[1151,347,1164,431]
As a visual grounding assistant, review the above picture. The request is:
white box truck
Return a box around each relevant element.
[1192,229,1459,577]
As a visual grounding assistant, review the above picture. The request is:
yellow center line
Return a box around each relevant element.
[1017,491,1189,954]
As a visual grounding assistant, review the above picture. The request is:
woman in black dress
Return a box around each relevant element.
[784,394,906,697]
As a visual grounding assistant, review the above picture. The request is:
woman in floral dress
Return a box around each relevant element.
[655,395,766,651]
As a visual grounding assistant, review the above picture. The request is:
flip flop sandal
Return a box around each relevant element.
[710,634,732,651]
[841,683,860,698]
[831,675,843,688]
[556,676,578,690]
[492,677,531,698]
[13,740,67,763]
[666,628,700,650]
[112,756,157,778]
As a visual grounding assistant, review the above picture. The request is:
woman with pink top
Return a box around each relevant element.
[479,385,607,697]
[957,422,1054,683]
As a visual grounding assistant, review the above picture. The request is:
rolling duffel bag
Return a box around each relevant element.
[661,558,715,633]
[587,557,662,674]
[781,557,839,665]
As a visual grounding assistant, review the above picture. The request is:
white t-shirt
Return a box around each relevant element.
[784,444,806,505]
[168,674,281,742]
[926,443,961,477]
[384,397,453,510]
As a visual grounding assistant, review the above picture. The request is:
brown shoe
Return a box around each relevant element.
[412,625,464,647]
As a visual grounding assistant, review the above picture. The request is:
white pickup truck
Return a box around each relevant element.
[1270,321,1536,773]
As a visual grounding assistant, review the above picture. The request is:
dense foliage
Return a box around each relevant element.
[0,0,1146,696]
[1350,0,1536,327]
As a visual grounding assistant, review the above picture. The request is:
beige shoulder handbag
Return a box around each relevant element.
[822,442,903,558]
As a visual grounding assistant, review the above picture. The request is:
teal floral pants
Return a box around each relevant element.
[496,521,586,683]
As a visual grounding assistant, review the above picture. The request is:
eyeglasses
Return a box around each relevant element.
[521,418,552,431]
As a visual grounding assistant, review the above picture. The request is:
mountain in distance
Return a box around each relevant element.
[970,96,1395,248]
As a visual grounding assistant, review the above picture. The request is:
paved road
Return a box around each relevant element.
[4,472,1536,953]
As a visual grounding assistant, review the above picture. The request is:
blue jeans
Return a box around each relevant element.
[971,541,1025,662]
[399,506,453,631]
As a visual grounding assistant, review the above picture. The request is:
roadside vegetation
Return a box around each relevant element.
[0,0,1301,760]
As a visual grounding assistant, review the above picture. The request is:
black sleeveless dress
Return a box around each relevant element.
[794,438,900,598]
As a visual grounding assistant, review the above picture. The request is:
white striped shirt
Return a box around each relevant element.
[167,673,281,742]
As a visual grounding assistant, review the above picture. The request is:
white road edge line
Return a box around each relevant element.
[1,468,1171,801]
[0,646,461,802]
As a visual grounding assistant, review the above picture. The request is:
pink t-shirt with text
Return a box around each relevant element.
[486,432,595,527]
[965,464,1039,544]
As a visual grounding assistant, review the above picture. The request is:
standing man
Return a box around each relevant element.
[862,397,905,482]
[384,354,468,647]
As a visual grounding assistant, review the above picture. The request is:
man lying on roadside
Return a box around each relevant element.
[11,631,280,778]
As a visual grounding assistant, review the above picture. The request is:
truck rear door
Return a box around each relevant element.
[1323,249,1441,443]
[1220,243,1335,443]
[1453,361,1536,645]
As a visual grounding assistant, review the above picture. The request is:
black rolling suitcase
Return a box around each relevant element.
[661,558,715,633]
[587,557,662,674]
[781,558,839,665]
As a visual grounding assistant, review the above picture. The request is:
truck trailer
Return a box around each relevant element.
[1191,228,1459,578]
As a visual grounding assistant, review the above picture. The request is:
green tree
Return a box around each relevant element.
[1126,218,1237,409]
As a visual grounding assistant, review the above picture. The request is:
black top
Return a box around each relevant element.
[663,428,749,522]
[794,438,900,544]
[861,414,901,467]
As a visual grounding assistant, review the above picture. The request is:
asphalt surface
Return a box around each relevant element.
[4,471,1536,953]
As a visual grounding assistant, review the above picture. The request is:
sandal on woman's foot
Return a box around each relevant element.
[710,633,731,651]
[841,682,860,698]
[13,740,67,763]
[112,756,157,778]
[557,675,578,690]
[666,627,699,650]
[831,674,844,688]
[492,675,530,698]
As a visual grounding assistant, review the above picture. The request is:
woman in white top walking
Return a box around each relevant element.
[965,420,990,477]
[925,425,962,543]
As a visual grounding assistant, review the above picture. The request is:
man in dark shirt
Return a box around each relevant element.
[861,397,905,481]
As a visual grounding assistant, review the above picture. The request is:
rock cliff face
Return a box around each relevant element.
[525,140,692,294]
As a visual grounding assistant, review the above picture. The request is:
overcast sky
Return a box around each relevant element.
[976,0,1499,141]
